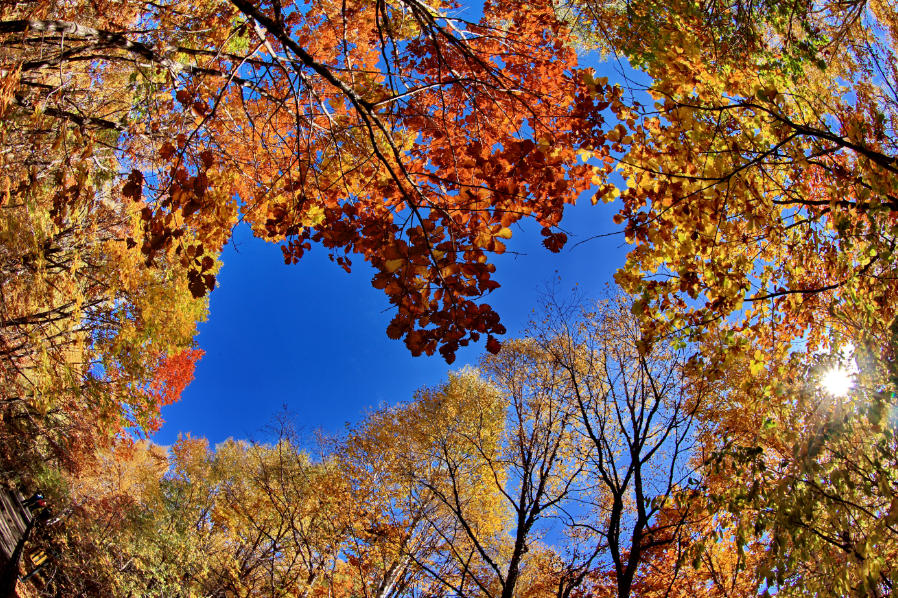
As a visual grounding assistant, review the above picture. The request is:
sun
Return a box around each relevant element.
[820,367,855,397]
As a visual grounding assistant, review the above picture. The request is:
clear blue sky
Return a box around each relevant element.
[153,56,638,446]
[153,198,629,446]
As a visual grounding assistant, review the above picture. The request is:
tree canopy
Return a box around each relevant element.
[4,0,898,595]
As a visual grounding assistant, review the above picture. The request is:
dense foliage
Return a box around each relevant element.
[3,0,898,595]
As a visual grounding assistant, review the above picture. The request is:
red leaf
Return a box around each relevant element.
[541,230,568,253]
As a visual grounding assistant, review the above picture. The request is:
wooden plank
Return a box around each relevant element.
[0,489,32,562]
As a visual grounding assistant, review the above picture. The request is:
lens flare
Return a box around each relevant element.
[821,367,855,397]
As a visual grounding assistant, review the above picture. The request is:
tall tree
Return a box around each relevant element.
[695,336,898,596]
[522,290,709,598]
[551,3,898,592]
[0,90,209,480]
[42,431,355,597]
[0,0,212,484]
[346,290,710,598]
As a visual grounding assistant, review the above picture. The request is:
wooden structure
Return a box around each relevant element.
[0,488,34,595]
[0,488,31,567]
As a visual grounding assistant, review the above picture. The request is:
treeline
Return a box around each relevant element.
[2,0,898,595]
[21,295,767,596]
[33,292,898,596]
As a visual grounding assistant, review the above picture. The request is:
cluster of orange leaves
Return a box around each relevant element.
[119,0,620,361]
[145,349,204,431]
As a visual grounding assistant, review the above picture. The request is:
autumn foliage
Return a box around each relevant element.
[0,0,605,363]
[144,349,203,430]
[5,0,898,595]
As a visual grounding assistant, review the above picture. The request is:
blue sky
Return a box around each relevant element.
[153,195,630,446]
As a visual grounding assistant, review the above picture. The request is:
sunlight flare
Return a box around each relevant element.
[820,367,855,397]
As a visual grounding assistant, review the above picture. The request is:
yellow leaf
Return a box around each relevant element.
[384,259,404,273]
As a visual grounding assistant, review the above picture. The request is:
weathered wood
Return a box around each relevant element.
[0,488,33,594]
[0,489,31,562]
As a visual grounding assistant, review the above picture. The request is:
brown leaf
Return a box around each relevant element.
[122,169,143,201]
[199,150,215,170]
[160,142,176,161]
[187,270,206,299]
